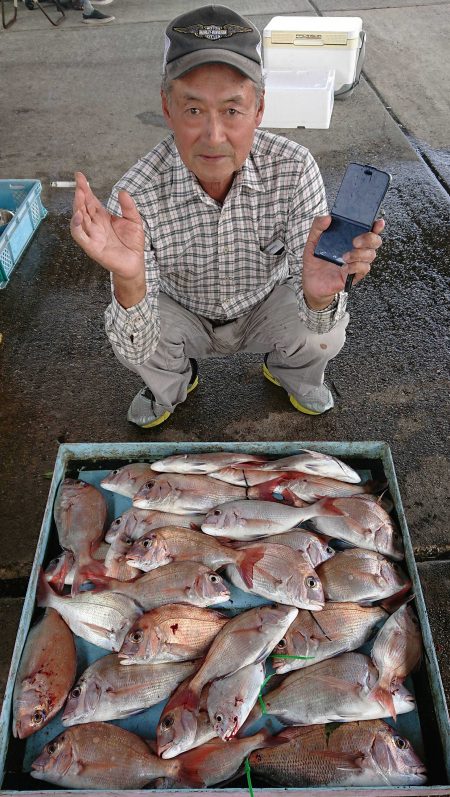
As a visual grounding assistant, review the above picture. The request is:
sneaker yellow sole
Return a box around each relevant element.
[139,376,199,429]
[263,361,322,416]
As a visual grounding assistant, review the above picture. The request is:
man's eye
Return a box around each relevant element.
[227,108,238,115]
[188,108,200,115]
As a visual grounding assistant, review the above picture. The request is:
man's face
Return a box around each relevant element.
[161,64,264,199]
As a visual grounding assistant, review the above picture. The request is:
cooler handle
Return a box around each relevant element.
[335,30,366,98]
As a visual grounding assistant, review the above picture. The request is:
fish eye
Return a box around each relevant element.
[70,686,82,699]
[215,714,223,723]
[129,630,143,643]
[213,509,222,516]
[145,480,155,489]
[111,469,119,476]
[394,736,409,750]
[209,574,220,583]
[112,518,121,527]
[326,546,334,554]
[32,709,46,726]
[46,740,58,754]
[142,538,153,549]
[277,638,287,649]
[162,715,174,729]
[305,576,319,589]
[124,536,133,546]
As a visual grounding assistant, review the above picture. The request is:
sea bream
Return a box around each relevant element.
[87,560,230,611]
[234,529,335,569]
[100,463,156,498]
[12,609,76,739]
[133,473,247,514]
[307,495,404,560]
[271,602,388,674]
[225,543,324,610]
[125,526,268,589]
[249,450,361,483]
[105,508,204,544]
[201,499,330,540]
[317,549,411,604]
[173,730,282,788]
[244,651,415,728]
[31,722,179,789]
[118,604,229,665]
[156,604,297,758]
[53,478,107,594]
[62,655,198,725]
[36,568,142,652]
[206,662,265,740]
[255,473,380,505]
[369,603,423,719]
[248,721,427,787]
[150,452,269,474]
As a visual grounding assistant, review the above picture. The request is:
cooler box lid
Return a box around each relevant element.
[263,16,363,46]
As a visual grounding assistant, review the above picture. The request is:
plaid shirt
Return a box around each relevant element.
[105,130,347,364]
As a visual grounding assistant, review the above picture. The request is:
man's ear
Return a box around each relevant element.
[255,91,265,127]
[161,90,173,129]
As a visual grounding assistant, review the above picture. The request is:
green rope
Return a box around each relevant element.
[244,757,254,797]
[269,654,315,660]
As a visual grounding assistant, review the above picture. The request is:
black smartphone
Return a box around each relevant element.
[314,163,391,267]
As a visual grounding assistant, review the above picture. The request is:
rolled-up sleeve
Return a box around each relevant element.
[104,190,161,364]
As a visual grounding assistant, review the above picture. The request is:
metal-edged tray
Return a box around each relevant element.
[1,441,449,796]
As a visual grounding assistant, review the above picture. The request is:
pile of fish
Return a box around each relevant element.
[11,448,427,790]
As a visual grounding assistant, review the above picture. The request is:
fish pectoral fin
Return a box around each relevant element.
[82,622,112,639]
[310,674,361,696]
[314,751,365,771]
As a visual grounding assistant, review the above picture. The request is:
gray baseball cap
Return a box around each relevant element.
[163,5,263,83]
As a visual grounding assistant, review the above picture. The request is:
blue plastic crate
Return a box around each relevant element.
[0,180,47,288]
[0,441,449,796]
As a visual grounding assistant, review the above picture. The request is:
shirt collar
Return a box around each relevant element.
[169,136,266,207]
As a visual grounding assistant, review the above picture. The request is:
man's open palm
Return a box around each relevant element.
[70,171,145,280]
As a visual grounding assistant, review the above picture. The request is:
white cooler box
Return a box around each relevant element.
[263,16,365,97]
[261,69,335,129]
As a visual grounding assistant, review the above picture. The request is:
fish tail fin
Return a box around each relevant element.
[368,681,397,721]
[76,570,120,594]
[71,558,109,596]
[312,497,346,517]
[36,567,54,607]
[234,545,266,588]
[380,584,413,613]
[45,551,75,592]
[253,726,288,749]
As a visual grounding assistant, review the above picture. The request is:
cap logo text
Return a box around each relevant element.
[173,23,253,41]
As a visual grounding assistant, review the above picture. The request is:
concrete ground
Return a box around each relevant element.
[0,0,449,777]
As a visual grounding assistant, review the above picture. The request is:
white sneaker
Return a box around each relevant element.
[91,0,114,6]
[263,355,334,415]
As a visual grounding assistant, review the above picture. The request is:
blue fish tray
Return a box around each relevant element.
[0,441,449,797]
[0,180,47,288]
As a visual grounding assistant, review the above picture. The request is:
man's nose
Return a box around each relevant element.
[204,113,226,145]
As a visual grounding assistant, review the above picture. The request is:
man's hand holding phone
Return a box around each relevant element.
[303,214,385,310]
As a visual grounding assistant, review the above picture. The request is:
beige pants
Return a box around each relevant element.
[113,280,349,412]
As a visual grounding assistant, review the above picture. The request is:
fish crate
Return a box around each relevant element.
[0,440,449,797]
[0,180,47,288]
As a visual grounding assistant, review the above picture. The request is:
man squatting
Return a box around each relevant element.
[71,5,384,428]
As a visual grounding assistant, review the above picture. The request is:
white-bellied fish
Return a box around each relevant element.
[100,463,156,498]
[105,508,204,544]
[62,655,198,724]
[207,662,265,740]
[36,569,142,652]
[150,452,269,474]
[132,473,246,514]
[251,451,361,483]
[87,560,230,611]
[201,499,329,540]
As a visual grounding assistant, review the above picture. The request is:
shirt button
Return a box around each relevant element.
[223,246,230,254]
